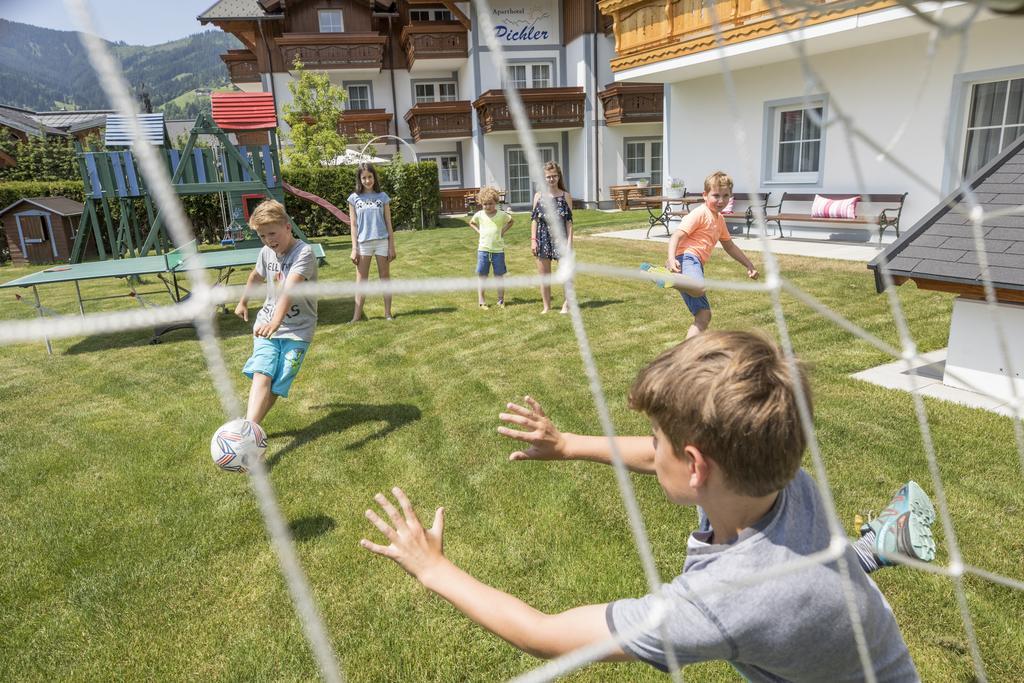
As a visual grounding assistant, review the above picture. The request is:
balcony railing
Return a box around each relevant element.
[400,22,469,68]
[276,33,386,71]
[598,83,663,124]
[221,50,260,84]
[405,101,472,141]
[473,88,586,133]
[338,109,393,138]
[598,0,898,71]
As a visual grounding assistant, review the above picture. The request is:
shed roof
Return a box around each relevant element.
[869,134,1024,294]
[211,92,277,130]
[104,113,169,146]
[0,197,85,217]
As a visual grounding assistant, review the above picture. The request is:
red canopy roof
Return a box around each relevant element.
[211,92,278,131]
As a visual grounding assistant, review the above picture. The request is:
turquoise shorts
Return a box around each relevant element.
[242,337,310,397]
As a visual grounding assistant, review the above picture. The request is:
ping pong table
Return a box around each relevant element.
[1,240,326,351]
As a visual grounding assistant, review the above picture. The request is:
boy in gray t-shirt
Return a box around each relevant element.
[234,200,318,429]
[360,331,934,681]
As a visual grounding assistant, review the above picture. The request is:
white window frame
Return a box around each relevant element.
[505,62,553,90]
[624,138,661,185]
[15,210,58,259]
[960,76,1024,178]
[761,95,828,186]
[318,9,344,33]
[944,65,1024,192]
[414,81,458,104]
[505,144,557,206]
[345,83,372,110]
[420,154,461,186]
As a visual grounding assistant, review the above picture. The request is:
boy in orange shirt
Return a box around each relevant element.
[666,171,759,338]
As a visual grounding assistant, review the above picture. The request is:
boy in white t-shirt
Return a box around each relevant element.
[468,186,513,309]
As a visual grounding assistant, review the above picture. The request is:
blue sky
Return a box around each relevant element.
[5,0,219,45]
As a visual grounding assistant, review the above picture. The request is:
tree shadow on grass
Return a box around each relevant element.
[289,514,336,542]
[63,312,251,354]
[267,402,422,469]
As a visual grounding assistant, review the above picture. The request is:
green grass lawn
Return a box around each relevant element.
[1,210,1022,681]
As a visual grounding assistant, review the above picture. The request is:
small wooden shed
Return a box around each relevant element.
[0,197,86,265]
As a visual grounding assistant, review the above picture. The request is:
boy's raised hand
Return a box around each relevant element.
[361,487,446,580]
[498,396,569,461]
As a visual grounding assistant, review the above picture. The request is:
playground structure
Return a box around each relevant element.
[70,92,349,263]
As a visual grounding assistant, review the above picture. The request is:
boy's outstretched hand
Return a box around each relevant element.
[361,487,446,580]
[498,396,569,461]
[747,266,759,280]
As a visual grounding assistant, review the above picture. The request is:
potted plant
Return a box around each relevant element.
[665,176,685,198]
[635,177,650,189]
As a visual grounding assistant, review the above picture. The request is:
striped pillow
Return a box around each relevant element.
[811,194,860,219]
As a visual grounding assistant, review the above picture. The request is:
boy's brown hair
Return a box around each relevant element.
[629,330,810,497]
[477,186,500,205]
[703,171,734,194]
[249,199,289,231]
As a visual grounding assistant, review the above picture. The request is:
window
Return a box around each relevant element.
[422,155,461,185]
[410,8,452,21]
[346,84,371,110]
[318,9,343,33]
[962,77,1024,177]
[506,145,557,205]
[624,139,662,185]
[763,98,826,184]
[415,81,458,104]
[505,63,552,89]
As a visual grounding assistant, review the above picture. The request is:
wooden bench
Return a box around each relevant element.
[609,184,662,211]
[764,192,908,242]
[666,192,771,238]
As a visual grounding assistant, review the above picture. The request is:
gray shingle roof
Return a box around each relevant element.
[0,197,84,217]
[198,0,279,21]
[869,134,1024,295]
[0,105,68,137]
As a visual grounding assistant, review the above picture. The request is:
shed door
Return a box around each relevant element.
[18,215,54,263]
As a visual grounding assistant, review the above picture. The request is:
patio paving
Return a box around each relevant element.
[596,227,884,262]
[851,348,1021,418]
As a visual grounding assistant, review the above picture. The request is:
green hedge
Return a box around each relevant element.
[0,161,441,263]
[282,161,440,236]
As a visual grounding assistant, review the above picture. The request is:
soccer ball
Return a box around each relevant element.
[210,419,268,472]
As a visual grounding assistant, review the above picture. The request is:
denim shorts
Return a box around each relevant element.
[676,253,710,315]
[358,238,389,257]
[242,337,310,397]
[476,250,507,276]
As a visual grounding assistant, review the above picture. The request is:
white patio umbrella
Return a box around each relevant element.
[325,149,387,166]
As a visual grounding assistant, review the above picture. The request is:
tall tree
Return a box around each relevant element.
[281,58,348,168]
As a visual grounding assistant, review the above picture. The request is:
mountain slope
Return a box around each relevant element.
[0,19,242,112]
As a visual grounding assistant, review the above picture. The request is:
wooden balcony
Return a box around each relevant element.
[473,88,586,134]
[598,0,898,72]
[405,101,472,141]
[221,50,260,84]
[598,83,663,124]
[338,109,393,138]
[400,22,469,71]
[276,33,386,71]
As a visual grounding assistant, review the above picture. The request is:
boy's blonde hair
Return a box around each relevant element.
[629,330,810,497]
[477,186,500,205]
[249,199,289,231]
[704,171,734,194]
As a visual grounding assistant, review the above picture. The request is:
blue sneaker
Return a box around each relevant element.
[861,481,936,565]
[640,262,670,288]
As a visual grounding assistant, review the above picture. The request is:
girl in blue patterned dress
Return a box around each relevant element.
[530,161,574,314]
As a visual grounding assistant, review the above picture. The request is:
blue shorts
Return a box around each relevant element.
[242,337,310,398]
[677,253,710,315]
[476,250,507,276]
